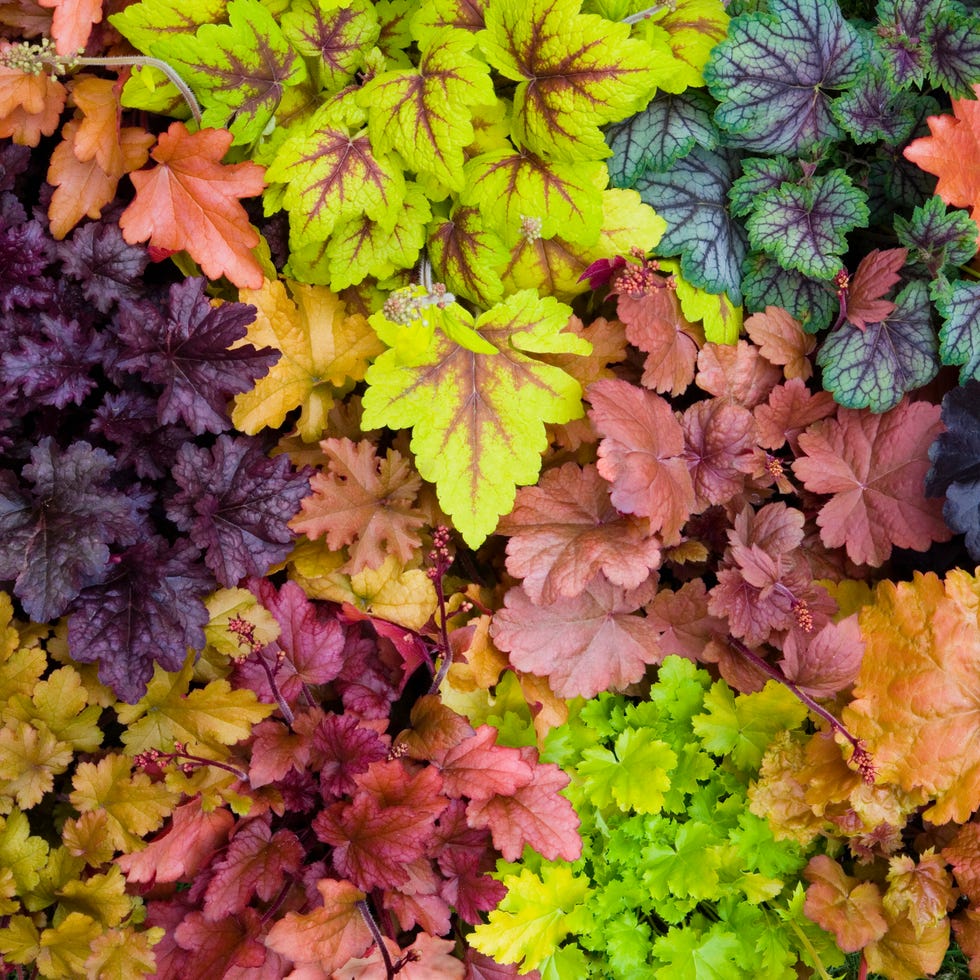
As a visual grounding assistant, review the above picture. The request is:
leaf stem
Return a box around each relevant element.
[74,56,202,124]
[356,899,396,980]
[427,526,456,696]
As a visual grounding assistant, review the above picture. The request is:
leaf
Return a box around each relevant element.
[844,569,980,823]
[791,398,950,566]
[498,462,661,605]
[362,290,589,547]
[924,6,980,98]
[587,378,696,545]
[817,279,940,413]
[802,855,888,952]
[231,278,381,440]
[703,0,869,155]
[37,0,103,55]
[167,434,310,588]
[695,341,781,409]
[427,206,508,307]
[741,251,839,334]
[0,61,66,147]
[863,909,950,980]
[743,307,815,381]
[108,0,226,54]
[744,170,870,280]
[359,29,494,190]
[490,578,661,699]
[884,850,954,933]
[338,933,465,980]
[753,378,837,453]
[894,195,979,279]
[119,122,266,289]
[680,399,757,511]
[778,616,864,699]
[843,247,908,330]
[634,146,746,301]
[937,279,980,383]
[438,725,534,802]
[477,0,664,161]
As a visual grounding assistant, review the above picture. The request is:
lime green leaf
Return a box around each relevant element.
[469,865,591,970]
[478,0,666,161]
[359,29,495,190]
[427,206,508,306]
[641,0,730,90]
[658,258,742,345]
[362,290,590,546]
[652,922,742,979]
[462,148,607,246]
[281,0,380,93]
[108,0,226,54]
[692,680,808,771]
[265,103,405,249]
[411,0,487,43]
[149,0,307,144]
[0,809,49,894]
[578,729,677,814]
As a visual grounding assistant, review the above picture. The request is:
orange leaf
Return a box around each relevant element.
[904,84,980,244]
[69,76,125,174]
[743,306,815,381]
[119,122,265,288]
[0,58,66,146]
[802,854,888,952]
[37,0,103,55]
[47,118,153,239]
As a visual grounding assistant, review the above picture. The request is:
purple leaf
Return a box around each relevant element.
[115,277,279,434]
[166,434,311,587]
[0,216,55,312]
[68,537,213,702]
[57,221,150,313]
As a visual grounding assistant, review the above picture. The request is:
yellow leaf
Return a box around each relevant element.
[84,925,163,980]
[0,720,74,810]
[204,587,281,659]
[232,278,383,441]
[0,913,40,965]
[35,912,102,979]
[0,808,49,893]
[7,666,103,752]
[58,865,133,928]
[25,844,85,913]
[60,811,116,866]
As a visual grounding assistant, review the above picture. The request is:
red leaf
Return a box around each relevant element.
[754,378,837,452]
[695,340,782,408]
[588,378,695,545]
[247,711,319,788]
[491,577,661,698]
[844,248,908,330]
[645,579,727,662]
[498,462,661,604]
[466,748,581,862]
[311,711,389,799]
[438,725,535,801]
[465,948,535,980]
[336,933,464,979]
[173,908,270,975]
[779,615,864,698]
[681,399,757,510]
[791,399,950,566]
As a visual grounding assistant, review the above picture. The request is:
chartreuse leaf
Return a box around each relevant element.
[704,0,870,155]
[937,279,980,382]
[478,0,665,161]
[149,0,307,144]
[657,259,743,345]
[635,147,747,302]
[469,865,591,970]
[0,809,48,894]
[410,0,487,41]
[358,29,495,191]
[818,280,940,412]
[427,205,509,306]
[638,0,730,90]
[744,170,869,280]
[577,729,677,814]
[108,0,226,52]
[362,290,590,546]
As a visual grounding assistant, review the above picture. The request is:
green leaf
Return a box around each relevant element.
[462,148,607,247]
[358,29,495,191]
[362,290,590,546]
[427,206,508,306]
[0,809,48,895]
[831,65,922,146]
[704,0,869,155]
[477,0,665,161]
[741,252,837,333]
[281,0,380,93]
[642,822,722,903]
[635,147,747,302]
[149,0,307,144]
[818,280,940,412]
[938,279,980,383]
[925,1,980,97]
[652,922,742,979]
[108,0,226,54]
[606,89,719,183]
[744,170,869,280]
[728,157,803,219]
[894,196,980,280]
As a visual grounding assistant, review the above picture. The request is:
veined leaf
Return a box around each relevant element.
[477,0,666,161]
[149,0,307,145]
[938,279,980,383]
[427,205,508,306]
[359,29,495,190]
[410,0,488,42]
[639,0,730,91]
[362,290,591,546]
[108,0,226,53]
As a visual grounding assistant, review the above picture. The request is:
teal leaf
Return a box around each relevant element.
[831,66,923,145]
[703,0,870,155]
[925,2,980,97]
[728,157,802,219]
[894,196,980,280]
[938,280,980,383]
[818,280,939,412]
[744,169,869,280]
[875,0,935,87]
[606,90,718,184]
[741,253,838,334]
[634,147,747,303]
[865,145,936,225]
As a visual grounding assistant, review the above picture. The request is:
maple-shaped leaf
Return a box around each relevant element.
[497,462,661,605]
[427,205,508,307]
[863,908,950,980]
[150,0,307,144]
[802,855,888,952]
[843,569,980,824]
[359,29,494,190]
[362,289,589,548]
[115,277,277,435]
[290,438,425,574]
[38,0,102,54]
[778,616,864,699]
[646,579,727,662]
[57,221,151,314]
[437,725,534,803]
[588,378,696,545]
[0,438,145,622]
[477,0,664,161]
[754,378,837,453]
[704,0,869,155]
[842,247,908,331]
[313,760,447,890]
[894,195,979,280]
[167,435,310,588]
[742,252,839,334]
[0,59,67,147]
[681,399,757,511]
[695,340,782,409]
[265,877,370,972]
[884,850,955,933]
[744,307,815,381]
[231,278,380,440]
[465,748,581,862]
[937,279,980,384]
[791,399,949,566]
[312,712,389,798]
[818,280,940,413]
[0,721,73,810]
[119,122,266,289]
[490,578,661,699]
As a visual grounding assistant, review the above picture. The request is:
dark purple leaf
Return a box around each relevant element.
[57,221,150,313]
[68,537,213,702]
[166,434,311,587]
[0,216,55,312]
[115,277,278,434]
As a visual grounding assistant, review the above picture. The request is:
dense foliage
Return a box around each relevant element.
[1,0,980,977]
